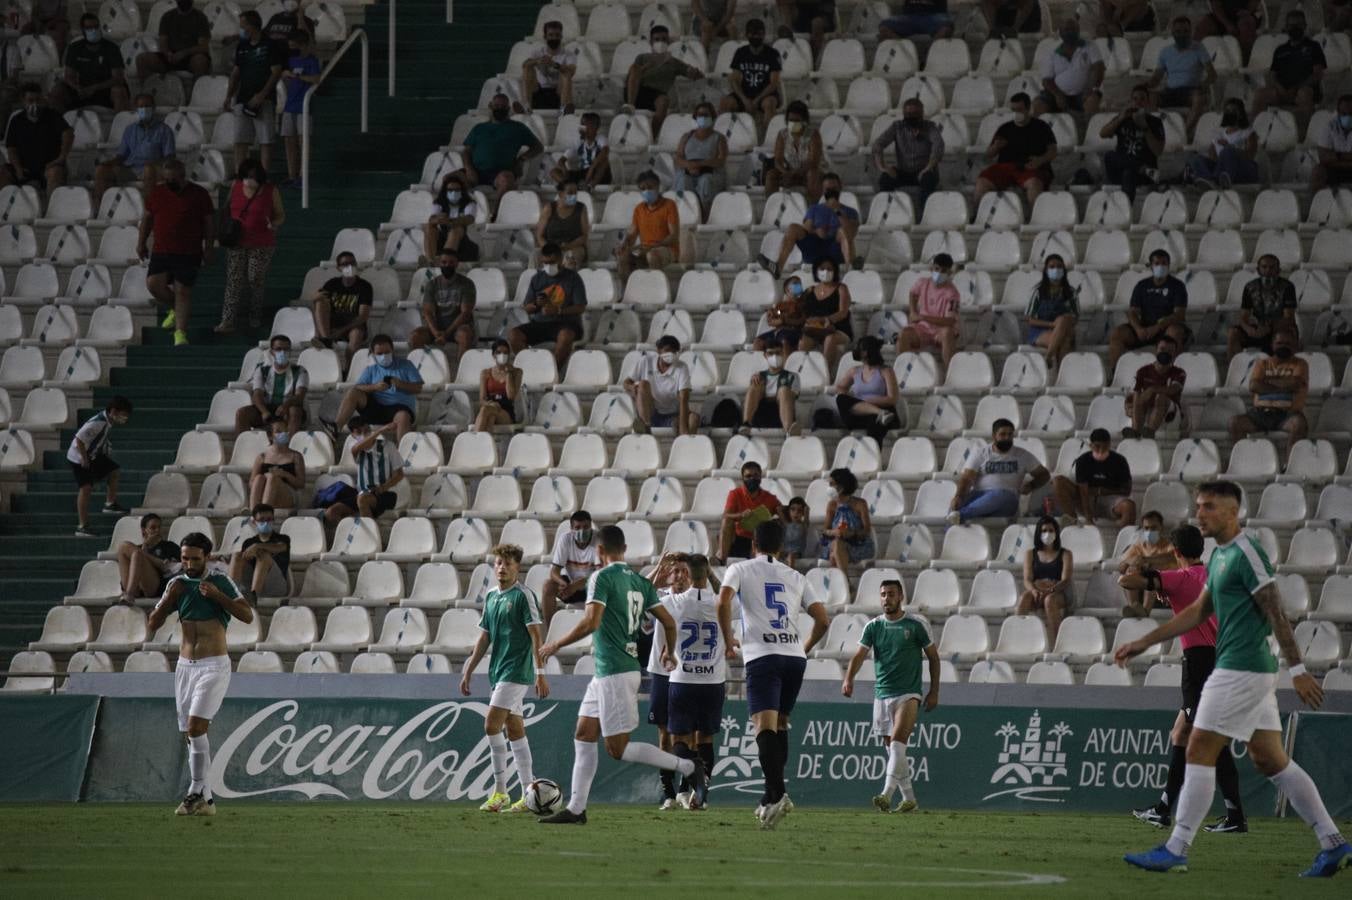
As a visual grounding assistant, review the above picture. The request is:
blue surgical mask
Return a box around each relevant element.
[1142,529,1159,544]
[274,432,289,446]
[931,271,948,285]
[84,28,100,42]
[1046,267,1064,282]
[641,189,659,204]
[257,520,274,535]
[1340,114,1352,130]
[446,189,461,202]
[562,193,577,207]
[1152,265,1168,280]
[696,115,713,129]
[136,107,151,123]
[788,282,803,296]
[374,352,393,367]
[239,27,250,40]
[273,350,288,366]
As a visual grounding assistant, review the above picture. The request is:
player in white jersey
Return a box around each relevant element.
[644,553,682,809]
[718,520,829,830]
[664,552,726,811]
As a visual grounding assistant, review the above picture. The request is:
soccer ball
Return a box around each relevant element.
[524,779,562,815]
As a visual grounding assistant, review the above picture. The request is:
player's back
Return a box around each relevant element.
[589,562,658,676]
[667,586,727,683]
[725,556,814,662]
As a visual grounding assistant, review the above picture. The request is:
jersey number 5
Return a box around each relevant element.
[764,582,787,630]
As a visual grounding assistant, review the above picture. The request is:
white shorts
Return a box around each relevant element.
[489,680,529,716]
[1193,667,1281,741]
[279,111,302,138]
[872,694,921,737]
[579,670,642,737]
[174,655,231,732]
[233,101,276,143]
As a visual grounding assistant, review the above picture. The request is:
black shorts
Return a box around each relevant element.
[334,484,397,517]
[1181,645,1216,722]
[793,1,836,32]
[147,252,201,288]
[751,399,784,428]
[1158,87,1199,108]
[634,85,666,112]
[433,225,480,261]
[531,87,561,110]
[1246,406,1295,432]
[746,655,807,716]
[517,318,582,347]
[361,400,413,426]
[1038,89,1089,113]
[646,672,669,728]
[488,396,516,423]
[71,456,119,487]
[668,682,727,736]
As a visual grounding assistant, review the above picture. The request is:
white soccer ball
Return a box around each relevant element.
[524,778,562,815]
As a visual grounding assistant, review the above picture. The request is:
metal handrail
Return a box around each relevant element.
[301,27,370,210]
[388,0,396,97]
[446,0,454,25]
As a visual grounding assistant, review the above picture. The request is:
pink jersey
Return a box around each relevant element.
[908,278,960,341]
[1158,564,1218,650]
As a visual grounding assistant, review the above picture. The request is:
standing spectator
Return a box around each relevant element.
[973,92,1058,208]
[1184,97,1258,188]
[616,171,680,279]
[694,0,738,49]
[116,513,180,605]
[1034,16,1103,117]
[880,0,954,38]
[225,11,286,172]
[799,256,852,374]
[1117,509,1174,616]
[1313,94,1352,190]
[625,25,704,136]
[279,31,321,189]
[948,418,1049,524]
[263,0,315,51]
[1108,249,1189,370]
[310,251,373,350]
[719,18,781,125]
[509,242,587,369]
[625,335,699,435]
[1099,0,1154,36]
[138,157,215,348]
[1100,84,1165,203]
[1149,16,1214,133]
[521,20,576,113]
[674,103,728,216]
[870,97,942,212]
[1124,335,1186,439]
[1018,516,1073,646]
[248,416,306,510]
[717,461,782,562]
[1227,255,1299,361]
[322,417,405,528]
[68,396,131,537]
[236,334,308,436]
[473,339,522,432]
[138,0,211,80]
[423,173,481,263]
[535,181,590,269]
[783,497,809,565]
[1051,428,1136,526]
[229,504,291,604]
[549,111,610,189]
[754,275,807,359]
[462,93,543,194]
[766,178,855,277]
[764,100,822,199]
[1252,9,1324,128]
[1024,254,1077,370]
[53,13,129,112]
[2,82,73,193]
[896,253,959,368]
[1229,333,1308,450]
[777,1,836,60]
[93,93,175,207]
[981,0,1041,36]
[1193,0,1261,58]
[819,468,875,588]
[410,247,476,355]
[542,510,600,625]
[332,335,424,442]
[741,345,800,434]
[833,336,898,442]
[217,158,284,334]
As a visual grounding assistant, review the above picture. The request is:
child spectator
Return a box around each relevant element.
[68,395,131,537]
[279,32,321,188]
[784,497,809,566]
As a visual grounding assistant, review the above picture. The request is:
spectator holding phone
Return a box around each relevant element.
[331,334,423,442]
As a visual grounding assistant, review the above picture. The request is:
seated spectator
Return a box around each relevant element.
[764,100,822,199]
[1313,94,1352,190]
[226,11,286,172]
[741,346,800,434]
[423,173,481,263]
[535,183,590,268]
[322,417,405,528]
[311,250,373,350]
[948,418,1049,524]
[833,336,898,442]
[896,252,959,368]
[1024,254,1077,370]
[332,334,424,442]
[237,334,308,436]
[766,175,857,277]
[870,97,942,212]
[462,93,543,194]
[719,18,781,125]
[1252,9,1324,127]
[549,111,610,189]
[279,32,322,188]
[1184,97,1258,188]
[981,0,1041,36]
[410,247,476,354]
[542,510,600,625]
[1124,335,1186,438]
[776,1,836,59]
[694,0,738,49]
[521,19,576,113]
[783,496,809,565]
[473,339,522,432]
[2,82,74,193]
[674,102,728,215]
[616,171,680,279]
[799,256,852,373]
[1052,428,1136,526]
[263,0,316,51]
[229,503,291,603]
[1098,0,1154,36]
[626,25,704,135]
[1229,332,1308,450]
[52,13,129,112]
[1148,16,1214,132]
[93,93,175,207]
[754,275,807,358]
[974,92,1057,209]
[717,461,782,562]
[138,0,211,80]
[1117,509,1174,615]
[1034,15,1103,117]
[1019,516,1072,646]
[1194,0,1261,58]
[820,467,875,587]
[68,395,131,538]
[1100,84,1165,203]
[116,513,180,605]
[625,335,699,435]
[1109,249,1189,369]
[1118,526,1204,628]
[509,242,587,368]
[879,0,954,38]
[1227,255,1298,362]
[248,416,306,509]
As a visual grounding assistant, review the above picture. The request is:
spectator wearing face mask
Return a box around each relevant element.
[323,416,405,527]
[833,336,899,442]
[1313,94,1352,191]
[68,395,132,538]
[626,335,699,435]
[764,100,822,199]
[509,242,587,369]
[1034,15,1103,117]
[1252,10,1324,128]
[754,275,807,359]
[1184,97,1258,188]
[263,0,316,55]
[693,0,738,50]
[820,468,875,588]
[1024,254,1077,370]
[1099,84,1165,203]
[424,173,480,263]
[225,11,286,172]
[799,256,853,374]
[742,346,800,434]
[474,339,523,432]
[1229,332,1308,453]
[626,25,704,135]
[1108,248,1189,370]
[1117,509,1173,616]
[411,247,476,355]
[138,157,214,348]
[237,334,308,436]
[719,18,781,126]
[53,13,130,112]
[896,253,959,368]
[249,418,306,510]
[138,0,211,80]
[974,92,1057,209]
[1227,255,1298,361]
[311,250,373,350]
[2,82,74,192]
[535,180,590,268]
[549,111,610,189]
[463,93,544,195]
[1019,516,1072,646]
[279,31,321,188]
[617,171,680,279]
[542,510,600,625]
[93,92,174,207]
[766,174,857,277]
[332,334,423,442]
[870,97,942,213]
[217,158,284,334]
[521,20,576,113]
[718,461,783,563]
[1052,428,1136,527]
[948,418,1049,524]
[1148,16,1214,134]
[674,103,728,216]
[230,503,291,604]
[1124,335,1186,439]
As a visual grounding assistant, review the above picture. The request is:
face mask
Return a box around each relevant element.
[1340,114,1352,130]
[748,34,764,48]
[744,477,760,493]
[652,40,669,53]
[440,265,457,278]
[1142,529,1160,544]
[374,353,393,367]
[446,189,462,202]
[1156,351,1173,366]
[1013,111,1029,125]
[491,107,510,121]
[816,269,835,283]
[257,520,274,535]
[827,487,838,499]
[24,103,38,120]
[658,351,677,365]
[546,37,561,50]
[1274,346,1294,360]
[136,107,151,123]
[274,433,289,446]
[994,439,1014,452]
[1059,29,1078,43]
[788,120,804,134]
[1174,34,1190,47]
[495,352,510,366]
[573,528,592,544]
[767,354,782,369]
[904,114,922,126]
[84,28,100,42]
[340,265,355,278]
[823,189,841,202]
[1287,25,1304,39]
[273,350,289,366]
[177,0,193,10]
[931,271,948,285]
[165,178,183,191]
[641,189,659,204]
[244,177,259,190]
[562,193,577,207]
[1040,531,1056,542]
[788,282,803,297]
[1152,264,1168,279]
[239,27,250,40]
[1046,267,1064,282]
[697,115,714,129]
[542,263,559,276]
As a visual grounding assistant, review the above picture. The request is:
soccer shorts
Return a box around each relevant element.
[1180,645,1217,722]
[232,101,276,143]
[489,680,529,715]
[174,655,231,731]
[745,655,807,717]
[580,670,642,737]
[1193,667,1281,741]
[667,682,726,736]
[646,672,669,728]
[871,693,921,738]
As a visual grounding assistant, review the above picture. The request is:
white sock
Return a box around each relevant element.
[188,734,211,800]
[1270,762,1346,851]
[894,742,916,804]
[881,742,899,799]
[1166,764,1215,856]
[509,737,535,793]
[621,741,695,776]
[488,732,510,794]
[568,739,599,815]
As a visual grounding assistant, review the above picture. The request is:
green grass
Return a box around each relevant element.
[1,805,1349,897]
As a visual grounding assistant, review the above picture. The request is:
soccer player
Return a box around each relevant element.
[1119,481,1350,877]
[660,552,725,810]
[718,520,830,830]
[645,552,684,809]
[146,532,254,817]
[841,579,939,814]
[537,525,707,824]
[459,543,548,813]
[1120,524,1248,833]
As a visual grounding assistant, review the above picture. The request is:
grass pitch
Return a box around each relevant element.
[1,804,1349,898]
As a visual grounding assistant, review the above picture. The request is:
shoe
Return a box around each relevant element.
[212,322,237,336]
[160,309,176,329]
[1133,805,1171,828]
[659,798,678,810]
[675,790,694,810]
[689,756,709,809]
[896,798,918,813]
[174,330,189,347]
[539,808,587,825]
[103,502,128,514]
[479,791,511,812]
[1203,815,1248,834]
[505,797,531,813]
[631,417,649,435]
[196,797,216,817]
[783,795,794,814]
[1123,844,1188,873]
[871,794,891,813]
[1121,427,1139,439]
[75,526,97,538]
[945,511,961,527]
[174,792,207,816]
[754,803,766,820]
[877,411,896,428]
[1217,171,1232,189]
[760,795,790,831]
[1299,843,1352,878]
[1192,175,1215,191]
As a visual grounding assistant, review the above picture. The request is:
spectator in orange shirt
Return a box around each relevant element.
[616,170,679,279]
[717,461,783,562]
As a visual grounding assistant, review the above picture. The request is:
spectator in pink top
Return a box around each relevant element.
[216,157,284,334]
[895,252,960,367]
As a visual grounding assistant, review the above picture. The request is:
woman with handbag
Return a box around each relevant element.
[216,158,285,334]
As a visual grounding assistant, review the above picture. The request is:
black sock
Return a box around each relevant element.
[698,742,716,785]
[1215,747,1245,820]
[756,731,782,802]
[1163,744,1187,813]
[659,766,676,800]
[672,741,693,794]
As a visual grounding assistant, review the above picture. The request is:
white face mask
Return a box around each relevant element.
[1142,529,1160,544]
[826,487,838,499]
[658,351,677,365]
[1013,111,1030,125]
[542,263,559,277]
[766,354,782,369]
[24,103,38,120]
[815,269,835,284]
[244,177,259,190]
[340,265,355,278]
[1040,531,1056,542]
[931,271,948,285]
[652,40,669,53]
[136,107,152,122]
[374,352,393,367]
[446,189,462,202]
[788,121,804,134]
[492,353,508,367]
[695,115,712,129]
[1152,264,1169,279]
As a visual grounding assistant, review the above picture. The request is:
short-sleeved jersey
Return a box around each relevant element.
[722,555,820,662]
[550,529,601,582]
[587,562,660,676]
[1157,564,1216,650]
[66,411,114,464]
[167,571,243,627]
[860,613,931,698]
[319,276,374,323]
[250,362,309,405]
[665,587,727,685]
[1206,533,1277,673]
[479,583,542,686]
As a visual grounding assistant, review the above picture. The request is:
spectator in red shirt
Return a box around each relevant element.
[1123,335,1185,438]
[137,157,214,347]
[717,461,783,562]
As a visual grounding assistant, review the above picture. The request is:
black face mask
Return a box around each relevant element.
[744,478,761,493]
[994,439,1014,453]
[545,37,561,50]
[823,189,840,201]
[1274,346,1294,360]
[440,266,457,278]
[903,114,922,126]
[176,0,193,10]
[1287,26,1304,39]
[749,36,764,48]
[1156,351,1173,365]
[165,179,183,191]
[491,107,510,121]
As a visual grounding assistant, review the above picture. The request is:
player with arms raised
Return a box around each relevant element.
[459,543,548,813]
[842,579,939,813]
[662,552,726,810]
[146,532,254,817]
[1119,481,1349,877]
[718,520,829,830]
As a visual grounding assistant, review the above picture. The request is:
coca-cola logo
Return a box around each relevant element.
[210,700,557,801]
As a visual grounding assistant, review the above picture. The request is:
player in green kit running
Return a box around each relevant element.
[460,543,548,813]
[1119,481,1350,878]
[537,525,708,824]
[146,532,254,816]
[841,579,939,813]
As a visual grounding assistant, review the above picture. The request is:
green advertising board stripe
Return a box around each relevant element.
[0,695,99,801]
[1289,712,1352,818]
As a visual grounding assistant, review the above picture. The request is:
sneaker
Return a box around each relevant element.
[505,797,531,813]
[1299,842,1352,878]
[75,526,97,538]
[754,803,766,820]
[1203,815,1248,834]
[479,791,511,812]
[896,798,918,813]
[755,254,779,277]
[688,756,709,809]
[174,330,189,347]
[675,790,694,810]
[871,794,891,813]
[1133,805,1171,828]
[783,795,794,814]
[877,411,896,428]
[174,792,206,816]
[632,417,650,435]
[1123,844,1188,873]
[196,797,216,817]
[212,322,237,336]
[760,795,790,831]
[945,510,961,527]
[539,808,587,825]
[103,502,128,513]
[659,798,678,810]
[161,309,176,329]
